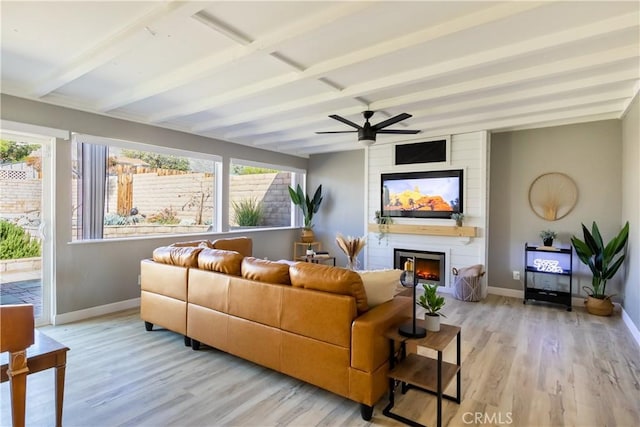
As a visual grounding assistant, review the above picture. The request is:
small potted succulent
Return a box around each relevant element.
[451,212,464,227]
[417,284,446,332]
[539,229,557,247]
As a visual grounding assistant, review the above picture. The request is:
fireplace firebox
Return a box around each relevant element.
[394,248,446,287]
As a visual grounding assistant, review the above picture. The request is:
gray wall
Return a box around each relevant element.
[489,120,624,297]
[621,94,639,330]
[1,94,306,318]
[308,149,365,268]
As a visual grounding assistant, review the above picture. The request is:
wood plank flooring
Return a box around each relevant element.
[1,294,638,426]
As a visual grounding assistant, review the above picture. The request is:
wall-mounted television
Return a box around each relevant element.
[381,169,463,218]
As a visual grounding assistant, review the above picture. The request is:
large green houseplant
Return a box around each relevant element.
[288,184,323,242]
[570,221,629,316]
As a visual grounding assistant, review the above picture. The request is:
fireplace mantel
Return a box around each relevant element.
[367,223,477,238]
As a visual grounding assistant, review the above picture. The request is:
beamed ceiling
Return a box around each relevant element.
[1,1,638,158]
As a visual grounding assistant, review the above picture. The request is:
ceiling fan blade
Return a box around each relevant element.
[328,115,362,129]
[315,131,358,134]
[376,129,421,134]
[372,113,412,130]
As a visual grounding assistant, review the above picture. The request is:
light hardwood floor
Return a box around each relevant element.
[2,294,639,427]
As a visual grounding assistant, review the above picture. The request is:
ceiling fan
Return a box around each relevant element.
[316,110,420,146]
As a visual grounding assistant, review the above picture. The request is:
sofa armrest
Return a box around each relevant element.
[351,296,411,372]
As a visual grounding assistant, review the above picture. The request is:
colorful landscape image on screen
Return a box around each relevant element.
[382,176,461,214]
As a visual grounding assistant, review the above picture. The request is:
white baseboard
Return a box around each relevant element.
[487,286,522,299]
[53,297,140,325]
[622,307,640,348]
[487,286,584,307]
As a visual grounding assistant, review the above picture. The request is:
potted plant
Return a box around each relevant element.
[539,229,557,247]
[570,221,629,316]
[374,210,393,245]
[417,284,446,331]
[451,212,465,227]
[288,184,323,243]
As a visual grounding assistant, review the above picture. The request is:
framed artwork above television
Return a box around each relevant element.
[381,169,463,219]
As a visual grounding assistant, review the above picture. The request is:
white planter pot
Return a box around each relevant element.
[424,314,440,332]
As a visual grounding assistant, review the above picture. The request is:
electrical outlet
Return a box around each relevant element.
[513,271,520,280]
[137,274,141,286]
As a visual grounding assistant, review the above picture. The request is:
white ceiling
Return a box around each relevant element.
[1,1,638,158]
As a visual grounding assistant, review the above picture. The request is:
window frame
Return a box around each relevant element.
[229,158,306,230]
[71,133,221,241]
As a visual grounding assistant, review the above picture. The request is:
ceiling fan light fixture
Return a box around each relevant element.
[359,138,376,146]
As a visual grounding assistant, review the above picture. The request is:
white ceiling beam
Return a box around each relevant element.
[192,10,639,132]
[151,1,546,122]
[293,106,624,156]
[248,53,638,146]
[30,1,193,98]
[425,104,625,137]
[408,92,631,131]
[254,92,629,150]
[98,2,372,112]
[226,68,638,140]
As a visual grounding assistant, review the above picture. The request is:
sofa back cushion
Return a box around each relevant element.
[228,276,282,328]
[289,262,368,314]
[211,237,253,257]
[170,240,214,248]
[198,248,244,276]
[281,286,356,347]
[152,246,203,268]
[241,257,291,285]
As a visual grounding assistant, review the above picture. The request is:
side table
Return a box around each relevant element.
[383,320,461,427]
[294,255,336,266]
[1,329,69,427]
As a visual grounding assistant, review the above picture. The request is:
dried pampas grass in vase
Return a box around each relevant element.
[336,233,366,270]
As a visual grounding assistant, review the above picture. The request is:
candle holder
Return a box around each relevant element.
[399,256,427,338]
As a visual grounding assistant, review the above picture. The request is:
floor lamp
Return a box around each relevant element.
[399,256,426,338]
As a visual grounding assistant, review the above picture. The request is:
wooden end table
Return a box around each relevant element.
[295,255,336,266]
[1,329,69,427]
[384,320,461,427]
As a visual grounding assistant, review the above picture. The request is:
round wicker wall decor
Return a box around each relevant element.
[528,172,578,221]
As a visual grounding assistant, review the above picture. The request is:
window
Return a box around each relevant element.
[228,159,303,230]
[72,135,219,240]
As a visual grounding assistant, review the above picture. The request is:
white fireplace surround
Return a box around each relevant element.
[364,132,489,288]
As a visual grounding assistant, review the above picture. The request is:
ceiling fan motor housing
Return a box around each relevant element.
[358,126,376,145]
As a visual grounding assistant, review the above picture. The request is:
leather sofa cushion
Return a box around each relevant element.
[152,246,203,267]
[241,257,291,285]
[290,262,368,314]
[169,240,214,248]
[211,237,253,257]
[198,248,244,276]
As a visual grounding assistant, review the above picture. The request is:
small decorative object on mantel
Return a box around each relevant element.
[539,229,557,247]
[374,210,393,245]
[418,283,447,332]
[335,233,366,270]
[451,212,464,227]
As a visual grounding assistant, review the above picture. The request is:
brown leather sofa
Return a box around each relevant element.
[140,237,411,420]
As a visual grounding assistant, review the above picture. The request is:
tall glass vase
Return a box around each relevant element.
[346,256,358,270]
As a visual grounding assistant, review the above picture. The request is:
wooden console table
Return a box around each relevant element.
[384,321,461,427]
[1,329,69,427]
